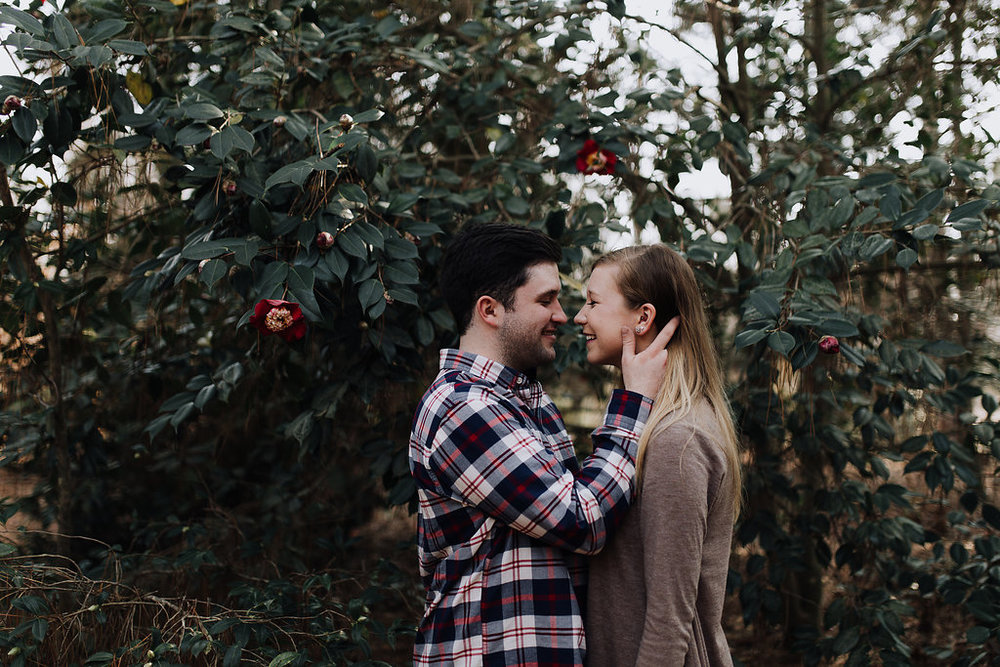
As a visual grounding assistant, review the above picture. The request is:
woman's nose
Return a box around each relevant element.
[573,311,585,325]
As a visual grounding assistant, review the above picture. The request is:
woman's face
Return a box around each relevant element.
[574,263,641,368]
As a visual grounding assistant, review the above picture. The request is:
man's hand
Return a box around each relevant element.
[620,316,680,399]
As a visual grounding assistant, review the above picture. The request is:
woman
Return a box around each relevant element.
[574,244,742,666]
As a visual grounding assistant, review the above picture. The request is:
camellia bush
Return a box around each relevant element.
[1,0,1000,664]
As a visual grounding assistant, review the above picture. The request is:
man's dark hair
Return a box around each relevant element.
[440,223,562,334]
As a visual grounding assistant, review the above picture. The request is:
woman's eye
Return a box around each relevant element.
[586,301,596,307]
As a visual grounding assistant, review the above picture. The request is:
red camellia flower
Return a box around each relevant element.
[819,335,840,355]
[315,231,335,250]
[3,95,22,115]
[576,139,617,175]
[249,299,307,342]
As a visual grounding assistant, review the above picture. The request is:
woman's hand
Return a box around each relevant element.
[620,316,680,399]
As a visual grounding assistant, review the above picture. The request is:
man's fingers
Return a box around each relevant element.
[650,316,680,350]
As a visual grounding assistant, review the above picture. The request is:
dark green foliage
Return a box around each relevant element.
[2,0,1000,664]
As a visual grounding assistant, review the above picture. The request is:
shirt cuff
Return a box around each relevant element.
[604,389,653,432]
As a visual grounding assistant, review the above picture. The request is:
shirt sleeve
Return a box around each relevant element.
[635,428,723,666]
[426,387,651,555]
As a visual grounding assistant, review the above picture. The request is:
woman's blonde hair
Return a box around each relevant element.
[594,245,742,516]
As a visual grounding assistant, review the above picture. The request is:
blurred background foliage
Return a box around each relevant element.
[1,0,1000,664]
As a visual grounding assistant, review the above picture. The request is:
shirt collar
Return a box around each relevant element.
[439,348,537,393]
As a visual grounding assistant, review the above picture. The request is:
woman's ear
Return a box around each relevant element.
[634,303,657,336]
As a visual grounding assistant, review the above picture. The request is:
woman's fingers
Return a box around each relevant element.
[621,316,680,399]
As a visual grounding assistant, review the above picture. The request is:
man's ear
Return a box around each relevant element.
[634,303,657,336]
[474,295,503,329]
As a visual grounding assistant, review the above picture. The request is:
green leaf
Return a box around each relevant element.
[915,188,944,211]
[0,133,25,166]
[353,221,383,249]
[84,18,128,44]
[194,384,217,410]
[858,172,895,188]
[734,327,768,348]
[175,123,213,146]
[287,265,321,321]
[504,196,530,216]
[387,192,419,214]
[199,259,227,289]
[967,626,990,645]
[920,340,967,357]
[336,227,368,259]
[895,248,918,270]
[831,626,860,655]
[338,183,368,205]
[857,234,893,261]
[231,239,260,266]
[358,279,383,310]
[268,652,301,667]
[181,239,230,260]
[747,291,781,320]
[819,317,859,337]
[169,402,196,429]
[768,331,796,357]
[50,14,78,50]
[879,187,901,220]
[374,15,404,37]
[31,617,47,642]
[353,108,384,124]
[384,260,419,285]
[265,159,316,190]
[144,414,172,440]
[384,236,418,259]
[114,134,152,152]
[0,7,45,37]
[107,39,148,55]
[210,130,233,159]
[225,126,255,152]
[223,644,242,667]
[11,107,36,143]
[186,102,225,120]
[947,199,988,222]
[912,224,938,240]
[324,249,349,282]
[355,144,377,183]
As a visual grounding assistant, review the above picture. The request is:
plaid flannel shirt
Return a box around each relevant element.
[409,349,652,666]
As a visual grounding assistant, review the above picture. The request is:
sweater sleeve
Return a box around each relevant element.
[634,427,725,666]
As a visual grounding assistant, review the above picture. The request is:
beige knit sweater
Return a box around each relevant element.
[585,400,735,667]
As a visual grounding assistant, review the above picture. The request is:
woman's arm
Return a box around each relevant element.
[635,427,725,665]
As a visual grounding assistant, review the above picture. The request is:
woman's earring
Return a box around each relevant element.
[635,325,643,335]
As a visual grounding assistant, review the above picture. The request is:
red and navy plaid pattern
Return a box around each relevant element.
[409,349,651,666]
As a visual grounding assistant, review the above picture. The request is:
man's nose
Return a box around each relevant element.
[552,301,568,323]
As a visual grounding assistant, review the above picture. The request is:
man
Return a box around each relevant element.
[409,223,675,666]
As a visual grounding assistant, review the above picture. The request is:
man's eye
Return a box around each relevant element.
[586,301,596,307]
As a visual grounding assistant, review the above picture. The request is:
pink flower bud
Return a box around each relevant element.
[339,113,354,130]
[223,180,237,196]
[819,335,840,355]
[315,231,335,250]
[273,115,287,127]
